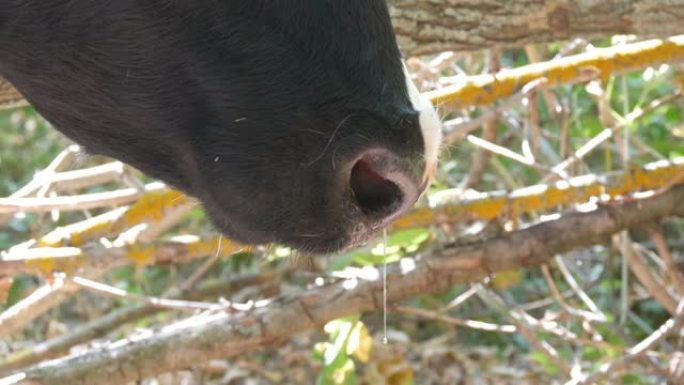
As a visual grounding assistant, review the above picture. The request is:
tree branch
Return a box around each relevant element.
[5,185,683,385]
[389,0,684,56]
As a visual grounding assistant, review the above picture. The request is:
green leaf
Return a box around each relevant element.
[529,351,561,375]
[316,356,357,385]
[323,316,359,365]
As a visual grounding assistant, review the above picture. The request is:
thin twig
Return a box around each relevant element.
[395,305,516,333]
[543,91,682,183]
[71,276,220,311]
[443,77,548,145]
[617,238,679,314]
[0,182,166,214]
[541,264,606,323]
[554,256,606,320]
[476,287,572,375]
[647,225,684,297]
[567,300,684,385]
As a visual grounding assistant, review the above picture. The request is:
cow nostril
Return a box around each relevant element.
[350,157,404,219]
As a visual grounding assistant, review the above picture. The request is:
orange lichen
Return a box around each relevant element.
[127,244,156,266]
[23,250,85,277]
[37,189,190,249]
[122,189,187,227]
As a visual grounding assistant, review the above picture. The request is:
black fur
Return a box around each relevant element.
[1,1,426,253]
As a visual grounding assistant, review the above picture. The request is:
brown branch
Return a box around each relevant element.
[0,76,27,109]
[0,274,275,375]
[389,0,684,56]
[4,185,683,385]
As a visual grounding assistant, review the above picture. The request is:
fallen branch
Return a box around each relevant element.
[5,185,683,385]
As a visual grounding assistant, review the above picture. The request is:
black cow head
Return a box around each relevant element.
[0,0,442,253]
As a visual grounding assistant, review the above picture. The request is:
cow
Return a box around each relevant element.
[0,1,442,254]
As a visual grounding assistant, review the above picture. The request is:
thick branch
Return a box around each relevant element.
[7,185,684,385]
[0,274,275,375]
[389,0,684,56]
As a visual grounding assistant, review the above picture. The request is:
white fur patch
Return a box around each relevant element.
[403,64,442,185]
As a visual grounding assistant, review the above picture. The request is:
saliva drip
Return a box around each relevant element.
[382,228,388,344]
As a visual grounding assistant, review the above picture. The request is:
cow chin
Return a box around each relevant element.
[200,196,366,255]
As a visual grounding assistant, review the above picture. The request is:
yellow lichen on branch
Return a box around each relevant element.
[16,158,684,271]
[2,237,244,277]
[393,158,684,230]
[427,35,684,112]
[15,248,84,277]
[38,189,193,248]
[39,208,129,247]
[122,189,189,226]
[126,236,245,266]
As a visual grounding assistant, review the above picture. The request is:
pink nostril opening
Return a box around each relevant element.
[350,158,403,218]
